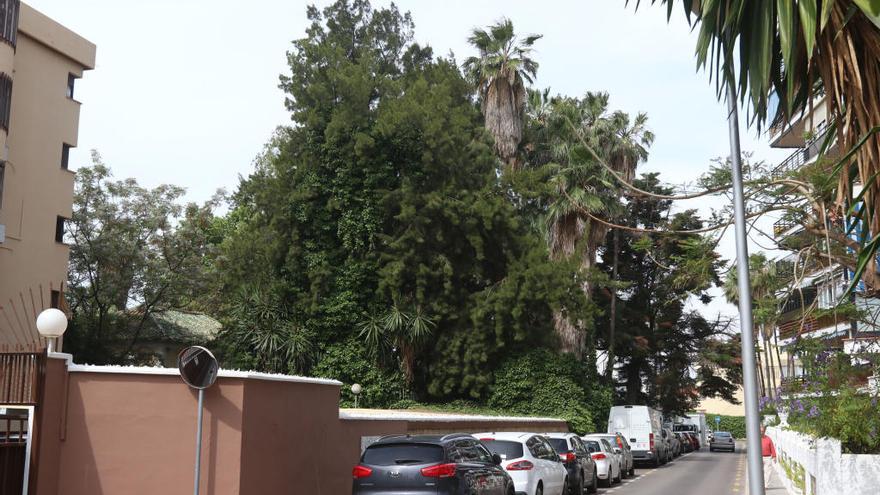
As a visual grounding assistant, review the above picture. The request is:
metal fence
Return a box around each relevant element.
[0,352,45,405]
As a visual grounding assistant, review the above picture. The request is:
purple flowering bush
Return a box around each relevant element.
[780,348,880,454]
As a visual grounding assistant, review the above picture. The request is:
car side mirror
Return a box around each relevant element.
[614,448,622,455]
[492,453,502,466]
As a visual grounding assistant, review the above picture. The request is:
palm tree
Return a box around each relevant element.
[358,303,435,387]
[723,254,784,398]
[652,0,880,290]
[599,111,654,378]
[464,19,542,171]
[540,94,653,356]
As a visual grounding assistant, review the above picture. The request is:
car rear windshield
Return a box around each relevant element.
[362,443,445,466]
[715,432,731,437]
[584,440,601,453]
[481,440,524,460]
[548,438,570,453]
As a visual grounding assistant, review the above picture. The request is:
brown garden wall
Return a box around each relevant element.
[30,355,568,495]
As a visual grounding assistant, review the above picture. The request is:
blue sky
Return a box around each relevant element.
[29,0,791,320]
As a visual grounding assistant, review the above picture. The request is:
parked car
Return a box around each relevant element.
[352,433,515,495]
[545,433,598,494]
[582,437,621,488]
[686,432,701,450]
[664,428,681,458]
[583,433,632,478]
[709,431,736,452]
[607,405,666,467]
[659,428,675,463]
[477,432,568,495]
[674,432,691,454]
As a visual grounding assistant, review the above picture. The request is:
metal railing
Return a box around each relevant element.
[770,121,832,179]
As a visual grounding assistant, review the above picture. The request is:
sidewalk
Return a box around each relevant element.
[744,460,796,495]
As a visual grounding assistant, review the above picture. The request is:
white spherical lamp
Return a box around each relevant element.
[351,383,362,408]
[36,308,68,352]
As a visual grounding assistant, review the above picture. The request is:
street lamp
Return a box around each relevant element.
[351,383,362,408]
[36,308,67,353]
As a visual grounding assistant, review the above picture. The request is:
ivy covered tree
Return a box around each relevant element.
[214,0,589,402]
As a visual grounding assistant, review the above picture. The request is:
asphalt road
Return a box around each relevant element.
[600,444,747,495]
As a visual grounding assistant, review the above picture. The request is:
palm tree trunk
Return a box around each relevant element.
[605,229,619,381]
[764,331,777,399]
[773,325,785,381]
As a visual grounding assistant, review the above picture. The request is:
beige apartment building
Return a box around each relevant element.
[0,1,95,350]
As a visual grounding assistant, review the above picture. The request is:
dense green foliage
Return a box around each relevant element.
[714,415,746,439]
[488,349,612,433]
[594,173,740,416]
[214,0,590,403]
[65,153,221,364]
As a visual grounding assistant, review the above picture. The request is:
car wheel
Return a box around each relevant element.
[535,481,543,495]
[588,469,598,494]
[710,447,714,452]
[653,456,661,468]
[600,469,612,488]
[572,472,583,495]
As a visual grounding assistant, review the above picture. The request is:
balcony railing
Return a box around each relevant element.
[770,121,832,179]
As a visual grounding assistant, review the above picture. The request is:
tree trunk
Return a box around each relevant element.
[772,326,785,381]
[760,326,775,399]
[605,229,619,381]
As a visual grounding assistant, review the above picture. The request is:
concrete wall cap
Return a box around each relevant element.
[65,361,342,386]
[340,408,565,423]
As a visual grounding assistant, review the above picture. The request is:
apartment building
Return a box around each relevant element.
[769,93,880,390]
[0,1,95,350]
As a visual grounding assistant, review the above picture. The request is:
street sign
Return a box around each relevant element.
[715,415,721,426]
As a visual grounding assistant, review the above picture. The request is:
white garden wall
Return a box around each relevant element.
[768,426,880,495]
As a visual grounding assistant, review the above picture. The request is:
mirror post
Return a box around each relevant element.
[194,388,205,495]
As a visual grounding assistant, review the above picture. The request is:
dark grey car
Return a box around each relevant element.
[353,433,515,495]
[709,431,736,452]
[547,433,598,494]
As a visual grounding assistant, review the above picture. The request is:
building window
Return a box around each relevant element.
[66,74,76,99]
[61,143,71,170]
[55,216,66,243]
[0,0,19,48]
[50,290,60,309]
[0,72,10,132]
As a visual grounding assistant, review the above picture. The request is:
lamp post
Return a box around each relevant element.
[36,308,67,353]
[351,383,362,408]
[725,83,765,495]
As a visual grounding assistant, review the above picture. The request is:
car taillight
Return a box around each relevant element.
[649,433,655,450]
[592,453,607,460]
[479,438,494,441]
[506,460,534,471]
[559,452,576,463]
[352,465,372,479]
[420,463,456,478]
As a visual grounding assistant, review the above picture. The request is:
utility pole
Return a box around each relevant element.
[726,83,766,495]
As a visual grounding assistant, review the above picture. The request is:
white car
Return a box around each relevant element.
[476,432,568,495]
[582,436,621,488]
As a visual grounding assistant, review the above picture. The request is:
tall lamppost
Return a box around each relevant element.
[36,308,68,353]
[725,83,765,495]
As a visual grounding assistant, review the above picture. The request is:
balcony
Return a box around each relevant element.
[770,121,832,179]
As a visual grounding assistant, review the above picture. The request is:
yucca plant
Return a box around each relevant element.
[642,0,880,291]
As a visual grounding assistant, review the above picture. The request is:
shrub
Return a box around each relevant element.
[487,349,611,434]
[713,415,747,438]
[311,337,406,408]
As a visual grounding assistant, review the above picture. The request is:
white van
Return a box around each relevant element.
[607,405,666,467]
